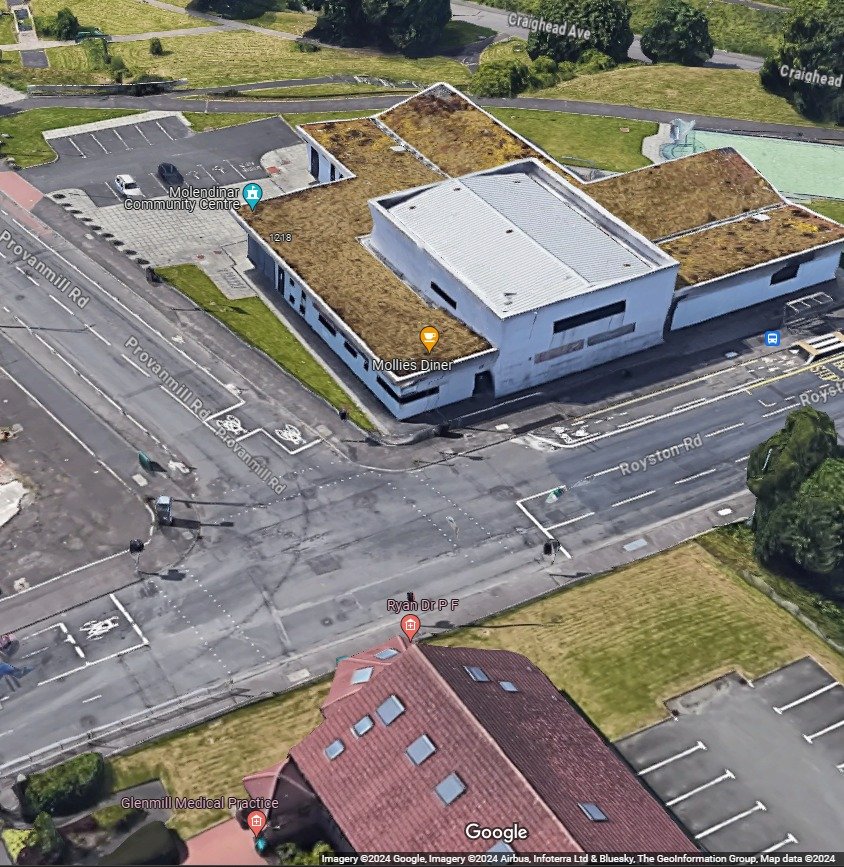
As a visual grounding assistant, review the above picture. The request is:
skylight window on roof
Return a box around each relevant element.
[352,715,374,737]
[499,681,519,692]
[350,666,374,685]
[406,734,436,765]
[324,739,345,760]
[579,802,608,822]
[376,695,405,725]
[465,666,490,682]
[435,773,466,806]
[375,648,400,660]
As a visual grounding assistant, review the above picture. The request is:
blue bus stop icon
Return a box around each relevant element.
[764,330,780,347]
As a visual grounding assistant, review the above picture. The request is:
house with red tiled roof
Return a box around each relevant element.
[241,637,697,855]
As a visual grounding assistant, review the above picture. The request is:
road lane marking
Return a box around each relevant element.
[65,137,86,158]
[638,741,706,775]
[762,405,798,418]
[113,129,130,151]
[110,593,148,645]
[705,423,745,437]
[87,326,111,346]
[14,266,38,285]
[675,469,718,485]
[121,352,151,377]
[611,490,655,508]
[225,159,246,179]
[735,455,750,463]
[49,294,76,316]
[135,124,152,145]
[774,680,839,713]
[515,499,553,539]
[546,512,594,531]
[81,695,102,704]
[37,641,148,686]
[666,769,734,806]
[695,802,766,840]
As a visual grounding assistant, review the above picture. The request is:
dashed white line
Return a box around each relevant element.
[49,294,76,316]
[14,266,38,285]
[87,326,111,347]
[675,469,718,485]
[734,455,750,463]
[762,405,797,418]
[611,490,656,508]
[81,695,102,704]
[705,423,745,437]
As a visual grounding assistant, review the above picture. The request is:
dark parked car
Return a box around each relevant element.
[157,162,183,186]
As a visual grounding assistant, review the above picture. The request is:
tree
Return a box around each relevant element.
[315,0,450,53]
[277,841,334,864]
[748,408,844,590]
[527,0,633,64]
[760,0,844,122]
[54,7,80,40]
[149,37,163,55]
[640,0,713,65]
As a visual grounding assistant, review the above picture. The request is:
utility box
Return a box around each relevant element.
[155,495,173,526]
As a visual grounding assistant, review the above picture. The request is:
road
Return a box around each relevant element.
[2,175,844,774]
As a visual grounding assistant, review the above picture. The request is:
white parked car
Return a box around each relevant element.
[114,174,142,197]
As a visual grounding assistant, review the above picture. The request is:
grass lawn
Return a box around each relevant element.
[0,11,16,44]
[31,0,207,35]
[157,265,373,430]
[808,199,844,224]
[182,110,278,131]
[281,109,376,125]
[0,107,140,167]
[699,525,844,648]
[242,8,316,35]
[208,82,417,99]
[108,534,844,839]
[46,32,471,89]
[435,20,496,52]
[488,107,656,172]
[532,65,827,127]
[110,681,331,838]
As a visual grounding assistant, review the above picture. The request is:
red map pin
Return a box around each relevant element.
[401,614,421,642]
[246,810,267,837]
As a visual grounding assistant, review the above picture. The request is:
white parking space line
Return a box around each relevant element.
[760,833,798,854]
[774,680,840,713]
[205,400,246,421]
[66,136,86,158]
[225,160,246,179]
[37,641,147,686]
[665,769,735,806]
[149,172,169,193]
[803,718,844,744]
[705,423,745,437]
[155,121,175,141]
[81,694,102,704]
[90,133,109,153]
[638,741,706,775]
[121,353,151,377]
[136,124,152,145]
[113,129,131,151]
[695,801,766,840]
[611,490,656,508]
[57,622,85,659]
[675,469,718,485]
[546,512,594,531]
[197,164,216,182]
[836,761,844,772]
[105,182,121,202]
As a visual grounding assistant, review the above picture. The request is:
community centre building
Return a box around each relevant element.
[240,637,697,853]
[237,84,844,419]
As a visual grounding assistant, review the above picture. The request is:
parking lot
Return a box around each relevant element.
[24,113,300,205]
[3,594,148,692]
[617,658,844,852]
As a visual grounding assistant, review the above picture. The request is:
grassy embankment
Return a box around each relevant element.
[111,533,844,838]
[157,265,373,431]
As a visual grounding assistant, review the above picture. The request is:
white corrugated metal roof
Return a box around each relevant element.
[385,171,654,317]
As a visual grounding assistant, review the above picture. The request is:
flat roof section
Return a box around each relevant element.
[381,165,657,317]
[661,205,844,287]
[242,118,490,364]
[584,148,784,241]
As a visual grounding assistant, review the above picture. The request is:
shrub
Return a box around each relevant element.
[468,59,533,96]
[640,0,714,65]
[110,55,127,82]
[100,821,181,866]
[22,753,105,819]
[54,7,80,39]
[576,47,616,72]
[1,829,34,864]
[92,804,145,832]
[294,38,319,51]
[149,37,163,55]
